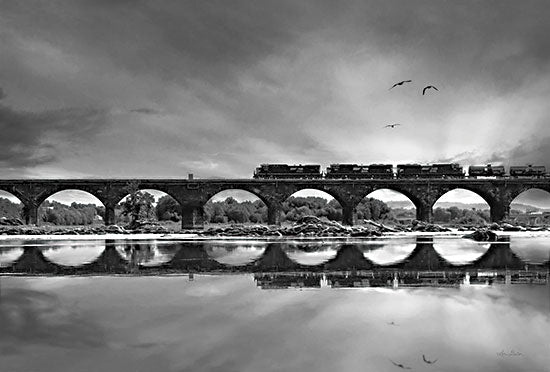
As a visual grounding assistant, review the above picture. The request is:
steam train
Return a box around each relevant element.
[253,163,548,179]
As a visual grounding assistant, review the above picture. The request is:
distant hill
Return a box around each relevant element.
[386,200,546,212]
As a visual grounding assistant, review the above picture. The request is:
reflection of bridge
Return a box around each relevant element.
[2,237,549,285]
[2,178,550,227]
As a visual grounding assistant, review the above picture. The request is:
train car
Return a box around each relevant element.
[325,164,369,179]
[468,164,506,178]
[509,165,547,178]
[366,164,394,179]
[396,164,423,178]
[253,164,322,179]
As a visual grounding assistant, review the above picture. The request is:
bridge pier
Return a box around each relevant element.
[267,203,282,225]
[342,205,356,226]
[22,203,39,225]
[103,204,116,226]
[490,202,510,222]
[416,204,433,223]
[181,205,204,229]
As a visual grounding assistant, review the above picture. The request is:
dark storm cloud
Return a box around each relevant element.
[7,0,547,86]
[5,0,546,97]
[488,135,550,167]
[129,108,161,115]
[2,1,550,177]
[0,0,325,87]
[0,100,110,167]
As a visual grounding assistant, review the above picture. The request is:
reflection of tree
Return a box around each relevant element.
[123,243,155,267]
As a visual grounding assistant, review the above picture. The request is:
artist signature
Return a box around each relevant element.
[496,349,523,357]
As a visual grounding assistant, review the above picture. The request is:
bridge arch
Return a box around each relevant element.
[432,186,494,207]
[0,190,24,222]
[39,189,104,226]
[202,187,271,208]
[116,188,182,226]
[359,189,416,225]
[509,188,550,225]
[204,189,267,224]
[35,186,108,207]
[432,189,491,224]
[282,189,344,224]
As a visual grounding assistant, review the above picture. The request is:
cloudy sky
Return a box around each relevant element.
[2,0,550,180]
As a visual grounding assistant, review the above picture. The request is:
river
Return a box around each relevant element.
[1,233,549,372]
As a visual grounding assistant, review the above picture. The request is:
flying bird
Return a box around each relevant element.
[422,85,439,95]
[387,321,399,326]
[384,124,402,128]
[390,360,412,369]
[390,80,412,90]
[422,354,438,364]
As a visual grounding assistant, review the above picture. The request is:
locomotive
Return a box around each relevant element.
[253,164,322,179]
[396,163,464,179]
[325,164,393,179]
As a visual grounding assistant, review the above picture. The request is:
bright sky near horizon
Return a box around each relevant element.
[2,1,550,206]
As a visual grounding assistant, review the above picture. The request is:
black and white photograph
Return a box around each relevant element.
[1,1,549,371]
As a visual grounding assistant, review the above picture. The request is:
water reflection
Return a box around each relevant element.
[254,273,321,289]
[42,242,105,266]
[3,275,548,372]
[0,247,23,267]
[0,236,549,282]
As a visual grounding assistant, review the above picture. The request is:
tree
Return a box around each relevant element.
[433,207,452,223]
[156,195,181,221]
[120,183,155,227]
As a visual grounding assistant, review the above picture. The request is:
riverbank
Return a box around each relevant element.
[1,216,550,240]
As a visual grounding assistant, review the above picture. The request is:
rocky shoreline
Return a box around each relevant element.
[2,215,548,239]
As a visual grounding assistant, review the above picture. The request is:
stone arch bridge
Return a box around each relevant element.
[0,178,548,228]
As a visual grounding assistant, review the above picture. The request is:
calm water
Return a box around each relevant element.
[1,234,549,372]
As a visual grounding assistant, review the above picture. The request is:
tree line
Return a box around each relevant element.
[1,194,494,226]
[158,195,395,224]
[433,206,490,224]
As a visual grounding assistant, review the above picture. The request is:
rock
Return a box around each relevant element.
[463,229,498,241]
[105,225,127,233]
[500,223,525,232]
[0,217,24,226]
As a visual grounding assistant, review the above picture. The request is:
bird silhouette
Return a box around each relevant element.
[387,321,399,326]
[422,85,439,95]
[390,360,412,369]
[384,124,402,128]
[390,80,412,90]
[422,354,438,364]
